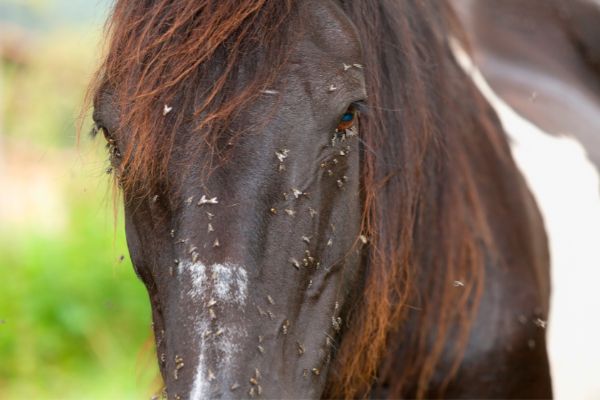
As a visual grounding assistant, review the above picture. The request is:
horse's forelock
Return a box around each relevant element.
[89,0,295,193]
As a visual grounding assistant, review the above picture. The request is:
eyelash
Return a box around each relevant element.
[94,124,122,161]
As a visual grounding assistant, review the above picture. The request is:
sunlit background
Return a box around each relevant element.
[0,1,159,398]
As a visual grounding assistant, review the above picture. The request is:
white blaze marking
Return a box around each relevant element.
[178,261,248,400]
[452,39,600,400]
[180,261,248,303]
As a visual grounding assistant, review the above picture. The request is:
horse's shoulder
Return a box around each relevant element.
[438,251,552,398]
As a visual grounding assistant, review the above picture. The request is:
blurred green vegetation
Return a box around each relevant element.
[0,16,159,400]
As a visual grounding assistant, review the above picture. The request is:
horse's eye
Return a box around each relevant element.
[336,104,358,131]
[94,125,122,161]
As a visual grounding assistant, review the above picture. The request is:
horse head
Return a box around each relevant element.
[90,0,554,398]
[92,1,368,398]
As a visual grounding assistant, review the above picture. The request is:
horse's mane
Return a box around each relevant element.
[325,2,509,398]
[90,0,511,398]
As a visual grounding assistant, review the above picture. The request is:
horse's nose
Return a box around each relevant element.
[187,368,267,400]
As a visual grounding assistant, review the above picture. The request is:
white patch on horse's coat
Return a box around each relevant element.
[178,261,249,400]
[180,260,248,305]
[451,38,600,400]
[189,323,247,400]
[189,323,209,400]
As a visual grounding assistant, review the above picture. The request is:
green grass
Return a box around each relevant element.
[0,180,158,399]
[0,25,160,399]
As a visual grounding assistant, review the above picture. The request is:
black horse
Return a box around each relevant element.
[90,1,552,398]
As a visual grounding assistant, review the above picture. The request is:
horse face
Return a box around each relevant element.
[96,1,366,398]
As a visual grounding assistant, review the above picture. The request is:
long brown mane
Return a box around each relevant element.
[326,2,508,398]
[90,0,513,398]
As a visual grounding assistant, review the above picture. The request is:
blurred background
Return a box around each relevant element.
[0,0,159,398]
[2,1,599,400]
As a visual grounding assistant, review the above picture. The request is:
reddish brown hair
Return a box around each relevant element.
[90,0,513,398]
[323,2,508,398]
[90,0,295,192]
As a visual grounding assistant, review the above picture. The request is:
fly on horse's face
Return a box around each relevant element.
[95,1,367,398]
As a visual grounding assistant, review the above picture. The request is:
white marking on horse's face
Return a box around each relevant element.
[451,38,600,400]
[181,261,248,304]
[178,261,249,400]
[189,324,247,400]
